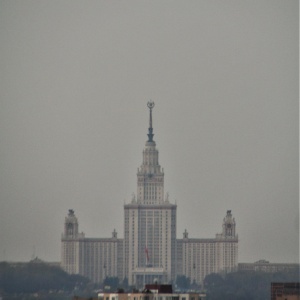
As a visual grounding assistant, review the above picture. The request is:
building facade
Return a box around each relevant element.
[238,260,299,273]
[271,283,300,300]
[61,209,121,283]
[178,210,238,283]
[61,102,238,286]
[97,284,206,300]
[124,101,177,285]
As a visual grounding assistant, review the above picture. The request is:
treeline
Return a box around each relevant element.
[0,261,299,300]
[204,269,300,300]
[0,261,90,296]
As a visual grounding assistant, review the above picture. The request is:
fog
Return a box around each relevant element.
[0,1,298,263]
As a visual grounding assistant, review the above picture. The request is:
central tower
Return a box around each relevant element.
[137,101,164,205]
[124,102,177,286]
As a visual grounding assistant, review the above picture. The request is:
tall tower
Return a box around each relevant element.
[136,101,165,205]
[124,102,177,287]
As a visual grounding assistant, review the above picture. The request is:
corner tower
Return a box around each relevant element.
[63,209,79,239]
[61,210,85,275]
[222,210,236,238]
[216,210,238,273]
[124,102,177,287]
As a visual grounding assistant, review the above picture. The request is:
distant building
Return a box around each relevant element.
[61,210,121,282]
[97,284,206,300]
[238,260,299,273]
[271,282,300,300]
[179,210,238,283]
[72,284,206,300]
[61,102,238,285]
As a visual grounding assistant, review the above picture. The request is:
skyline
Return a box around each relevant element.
[0,1,298,264]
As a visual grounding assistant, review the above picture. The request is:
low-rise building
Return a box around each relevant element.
[238,260,299,273]
[271,282,300,300]
[97,284,206,300]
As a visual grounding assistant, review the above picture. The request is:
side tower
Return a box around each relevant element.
[221,210,236,238]
[124,102,177,287]
[216,210,238,273]
[61,209,85,274]
[63,209,79,238]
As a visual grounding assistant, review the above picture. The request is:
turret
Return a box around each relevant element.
[222,210,236,237]
[216,210,237,239]
[63,209,84,239]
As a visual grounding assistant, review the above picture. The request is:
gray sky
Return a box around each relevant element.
[0,1,298,263]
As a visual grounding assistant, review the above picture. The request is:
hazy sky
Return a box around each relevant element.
[0,1,298,264]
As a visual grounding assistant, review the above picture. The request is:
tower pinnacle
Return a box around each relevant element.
[147,100,155,142]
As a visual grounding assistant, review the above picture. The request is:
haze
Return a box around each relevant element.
[0,1,298,264]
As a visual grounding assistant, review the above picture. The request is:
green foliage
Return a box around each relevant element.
[204,273,224,288]
[121,277,129,290]
[204,269,300,300]
[103,276,120,291]
[176,275,191,290]
[0,261,90,295]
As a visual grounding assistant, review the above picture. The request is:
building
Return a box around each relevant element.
[97,284,206,300]
[124,101,177,285]
[178,210,238,283]
[61,102,238,286]
[72,284,206,300]
[238,260,299,273]
[61,210,121,283]
[271,283,300,300]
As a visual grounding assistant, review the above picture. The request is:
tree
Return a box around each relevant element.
[0,261,90,295]
[204,269,299,300]
[175,275,190,290]
[203,273,224,289]
[121,277,129,290]
[103,276,119,291]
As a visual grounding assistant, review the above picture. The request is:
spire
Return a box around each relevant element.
[147,100,155,142]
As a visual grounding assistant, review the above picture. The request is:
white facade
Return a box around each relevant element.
[61,210,120,283]
[124,101,177,286]
[61,209,85,275]
[61,103,238,285]
[124,203,177,286]
[178,211,238,283]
